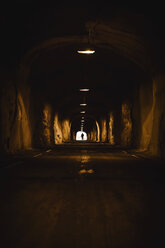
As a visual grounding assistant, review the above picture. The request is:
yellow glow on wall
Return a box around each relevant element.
[62,119,70,142]
[9,93,32,150]
[54,114,63,144]
[0,82,32,152]
[17,93,32,149]
[121,103,132,146]
[89,128,97,142]
[140,81,156,150]
[101,119,107,142]
[42,104,52,146]
[109,113,115,145]
[96,121,100,142]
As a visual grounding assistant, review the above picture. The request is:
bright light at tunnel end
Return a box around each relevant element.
[76,131,87,141]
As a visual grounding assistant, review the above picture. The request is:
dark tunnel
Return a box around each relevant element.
[0,2,165,248]
[1,4,164,155]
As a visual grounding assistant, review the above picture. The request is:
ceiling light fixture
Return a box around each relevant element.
[80,103,87,106]
[77,27,95,54]
[81,111,86,114]
[77,50,95,54]
[79,89,90,92]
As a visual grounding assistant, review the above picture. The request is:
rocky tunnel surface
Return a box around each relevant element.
[0,4,165,158]
[0,3,165,248]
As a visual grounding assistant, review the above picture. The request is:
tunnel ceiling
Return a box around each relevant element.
[29,43,151,119]
[1,2,165,121]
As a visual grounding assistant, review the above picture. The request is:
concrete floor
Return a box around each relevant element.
[0,144,165,248]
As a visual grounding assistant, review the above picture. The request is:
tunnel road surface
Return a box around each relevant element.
[0,145,165,248]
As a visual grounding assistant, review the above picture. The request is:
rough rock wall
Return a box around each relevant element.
[121,103,132,147]
[108,113,115,145]
[0,79,32,152]
[101,119,107,142]
[132,74,165,158]
[88,128,97,142]
[132,80,155,152]
[54,114,70,144]
[96,121,100,142]
[38,104,52,147]
[62,120,70,142]
[139,81,155,150]
[150,74,165,157]
[54,114,63,144]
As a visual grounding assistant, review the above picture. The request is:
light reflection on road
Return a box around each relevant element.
[78,150,94,175]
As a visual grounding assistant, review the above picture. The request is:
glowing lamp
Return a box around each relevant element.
[77,49,95,54]
[80,103,87,106]
[79,89,90,92]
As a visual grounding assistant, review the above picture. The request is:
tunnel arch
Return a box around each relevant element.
[20,18,155,72]
[1,5,164,157]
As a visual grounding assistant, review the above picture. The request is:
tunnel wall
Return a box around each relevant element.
[121,102,132,147]
[34,104,53,148]
[0,72,32,152]
[88,128,97,142]
[54,114,70,144]
[132,74,165,158]
[108,113,115,145]
[62,119,71,142]
[100,119,107,142]
[150,74,165,157]
[139,81,155,150]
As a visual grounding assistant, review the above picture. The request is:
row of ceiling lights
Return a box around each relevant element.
[79,88,90,131]
[77,33,95,132]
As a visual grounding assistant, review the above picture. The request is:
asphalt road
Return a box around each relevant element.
[0,145,165,248]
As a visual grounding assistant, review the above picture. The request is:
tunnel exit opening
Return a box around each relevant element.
[76,131,87,141]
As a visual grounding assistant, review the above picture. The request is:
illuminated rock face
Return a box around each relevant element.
[54,115,70,144]
[101,120,107,142]
[42,104,52,146]
[139,82,155,151]
[88,128,97,142]
[96,121,100,142]
[121,103,132,147]
[91,128,97,142]
[0,81,32,152]
[150,75,165,157]
[131,74,165,158]
[109,113,115,145]
[62,120,70,142]
[54,114,63,144]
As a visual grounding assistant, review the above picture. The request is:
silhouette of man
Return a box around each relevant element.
[81,133,84,140]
